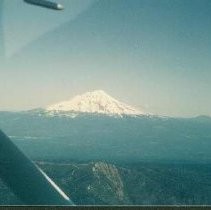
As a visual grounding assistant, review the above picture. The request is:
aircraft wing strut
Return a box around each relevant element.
[0,130,74,205]
[24,0,64,10]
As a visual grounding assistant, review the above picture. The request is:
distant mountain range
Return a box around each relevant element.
[0,90,211,162]
[0,107,211,163]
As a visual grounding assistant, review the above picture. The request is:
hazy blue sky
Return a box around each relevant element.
[0,0,211,117]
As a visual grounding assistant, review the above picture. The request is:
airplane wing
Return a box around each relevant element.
[0,130,74,205]
[24,0,64,10]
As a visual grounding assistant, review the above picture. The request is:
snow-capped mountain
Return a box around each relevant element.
[46,90,144,117]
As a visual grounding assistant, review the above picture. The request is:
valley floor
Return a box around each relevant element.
[1,161,211,205]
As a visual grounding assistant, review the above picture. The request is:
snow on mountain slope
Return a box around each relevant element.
[46,90,144,117]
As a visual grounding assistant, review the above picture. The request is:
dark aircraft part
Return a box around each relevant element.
[0,130,74,205]
[24,0,64,10]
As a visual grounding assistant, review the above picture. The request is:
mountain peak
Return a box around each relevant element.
[90,90,108,95]
[46,90,144,117]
